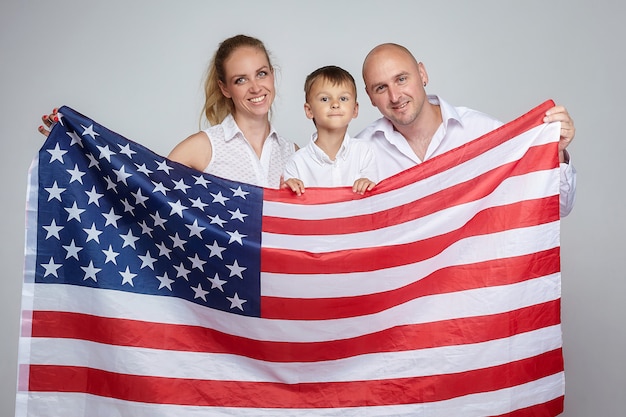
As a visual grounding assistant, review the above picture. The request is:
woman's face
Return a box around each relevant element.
[218,46,275,120]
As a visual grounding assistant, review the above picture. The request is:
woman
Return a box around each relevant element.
[39,34,296,188]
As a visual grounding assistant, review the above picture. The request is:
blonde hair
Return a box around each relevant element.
[304,65,357,102]
[201,34,274,126]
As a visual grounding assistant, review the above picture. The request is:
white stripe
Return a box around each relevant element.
[262,221,559,298]
[263,123,559,220]
[16,373,564,417]
[24,325,561,383]
[31,274,560,343]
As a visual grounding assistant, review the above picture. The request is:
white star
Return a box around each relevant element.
[131,188,149,208]
[66,164,86,184]
[118,143,136,158]
[207,273,227,291]
[208,214,227,228]
[227,230,247,245]
[168,200,187,217]
[226,292,247,311]
[85,186,104,206]
[121,198,135,215]
[102,207,122,228]
[172,178,191,194]
[45,181,66,202]
[186,219,205,238]
[226,260,246,279]
[66,130,83,147]
[86,153,101,170]
[206,240,226,259]
[188,253,206,271]
[47,143,67,163]
[43,219,63,240]
[229,208,248,222]
[103,176,118,193]
[211,191,229,206]
[120,229,140,249]
[81,260,101,282]
[173,262,191,280]
[97,144,115,162]
[191,283,209,301]
[138,220,153,237]
[135,163,153,175]
[169,232,187,250]
[41,257,62,277]
[193,175,210,188]
[231,186,249,199]
[65,201,85,222]
[150,211,167,229]
[120,266,137,286]
[189,197,208,211]
[156,159,173,174]
[113,165,132,185]
[81,124,100,140]
[138,250,157,270]
[62,239,82,260]
[156,272,174,290]
[102,245,120,265]
[155,241,172,259]
[151,181,170,195]
[83,223,103,243]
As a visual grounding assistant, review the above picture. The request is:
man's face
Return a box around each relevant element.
[363,46,427,128]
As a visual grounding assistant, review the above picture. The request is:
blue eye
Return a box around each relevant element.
[320,97,329,102]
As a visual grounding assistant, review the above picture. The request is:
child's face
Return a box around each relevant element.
[304,79,358,130]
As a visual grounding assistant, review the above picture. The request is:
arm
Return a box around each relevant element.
[167,131,213,172]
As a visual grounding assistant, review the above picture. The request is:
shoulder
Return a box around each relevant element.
[354,117,389,141]
[167,130,212,171]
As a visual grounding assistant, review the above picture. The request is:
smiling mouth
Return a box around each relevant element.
[249,95,266,103]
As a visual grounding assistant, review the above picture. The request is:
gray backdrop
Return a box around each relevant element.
[1,1,624,416]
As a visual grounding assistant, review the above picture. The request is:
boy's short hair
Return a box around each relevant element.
[304,65,357,102]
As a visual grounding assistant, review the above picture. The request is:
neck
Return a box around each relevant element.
[233,114,271,157]
[395,103,442,161]
[314,126,348,160]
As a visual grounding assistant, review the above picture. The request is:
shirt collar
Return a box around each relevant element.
[222,114,279,142]
[308,132,351,164]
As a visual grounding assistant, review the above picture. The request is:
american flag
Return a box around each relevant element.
[17,102,564,416]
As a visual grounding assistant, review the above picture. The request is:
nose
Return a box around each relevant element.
[331,99,340,109]
[388,85,401,103]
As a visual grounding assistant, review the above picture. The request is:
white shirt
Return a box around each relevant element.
[356,95,577,216]
[283,133,378,187]
[203,114,295,188]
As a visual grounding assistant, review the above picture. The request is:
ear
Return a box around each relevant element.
[352,102,359,119]
[218,80,232,99]
[417,62,429,87]
[304,102,314,120]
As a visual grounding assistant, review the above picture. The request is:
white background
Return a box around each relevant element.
[1,1,624,416]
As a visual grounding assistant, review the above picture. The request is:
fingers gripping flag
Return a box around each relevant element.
[17,103,564,416]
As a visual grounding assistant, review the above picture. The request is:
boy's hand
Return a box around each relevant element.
[283,178,306,196]
[352,178,376,195]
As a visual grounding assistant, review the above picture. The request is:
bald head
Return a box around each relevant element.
[362,43,420,86]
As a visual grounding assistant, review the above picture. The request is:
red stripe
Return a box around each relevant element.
[490,396,564,417]
[27,348,563,408]
[31,300,560,363]
[261,248,560,320]
[261,195,559,274]
[263,99,556,206]
[263,143,558,236]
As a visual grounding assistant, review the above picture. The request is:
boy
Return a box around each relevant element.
[282,65,378,196]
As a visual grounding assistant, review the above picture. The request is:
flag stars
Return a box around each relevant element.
[231,186,249,199]
[188,254,207,271]
[138,220,154,237]
[131,188,149,208]
[120,229,140,249]
[189,197,208,211]
[156,272,174,290]
[47,143,67,163]
[155,242,172,259]
[83,223,103,243]
[97,144,115,162]
[81,124,100,140]
[226,293,247,311]
[41,257,62,278]
[207,273,227,291]
[135,163,153,175]
[227,230,247,245]
[169,232,187,250]
[186,219,205,238]
[102,207,122,228]
[81,260,101,282]
[173,178,191,194]
[193,175,210,188]
[66,164,86,184]
[66,130,83,147]
[119,266,137,286]
[138,250,157,270]
[43,219,63,240]
[86,153,101,170]
[191,283,209,302]
[150,211,168,229]
[156,160,173,174]
[168,200,188,217]
[113,165,132,185]
[45,181,66,202]
[151,181,170,195]
[85,186,104,206]
[62,239,83,260]
[229,208,248,222]
[211,191,229,206]
[208,214,227,228]
[65,202,85,222]
[226,260,246,279]
[206,241,226,259]
[103,176,118,193]
[173,262,191,280]
[102,245,120,264]
[121,198,136,216]
[118,143,136,158]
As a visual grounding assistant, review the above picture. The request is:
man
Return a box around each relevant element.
[356,43,576,216]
